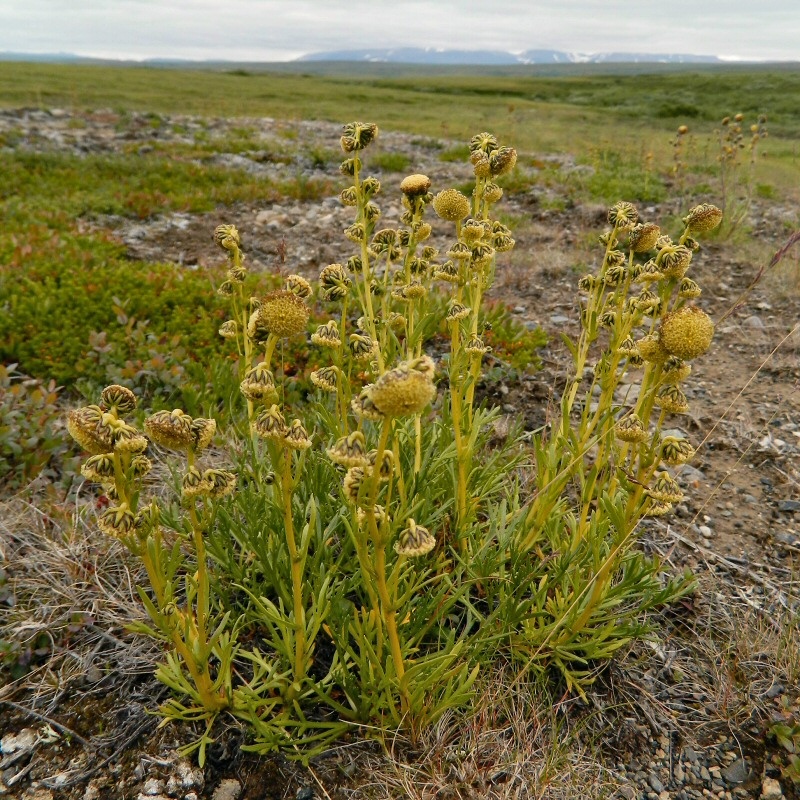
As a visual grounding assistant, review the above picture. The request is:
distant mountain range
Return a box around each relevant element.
[297,48,724,65]
[0,48,732,67]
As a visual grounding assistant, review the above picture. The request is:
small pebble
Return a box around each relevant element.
[760,777,783,800]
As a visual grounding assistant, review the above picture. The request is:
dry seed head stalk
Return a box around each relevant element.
[369,355,436,417]
[249,290,309,340]
[395,519,436,557]
[683,203,723,233]
[68,405,115,454]
[144,409,195,451]
[240,363,278,403]
[660,306,714,360]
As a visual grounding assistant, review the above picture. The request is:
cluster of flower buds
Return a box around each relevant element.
[68,385,234,535]
[576,201,723,518]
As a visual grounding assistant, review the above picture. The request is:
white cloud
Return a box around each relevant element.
[1,0,798,61]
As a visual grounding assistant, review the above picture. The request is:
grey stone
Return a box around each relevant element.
[778,500,800,512]
[212,782,242,800]
[760,777,783,799]
[722,759,751,786]
[549,314,570,325]
[648,774,665,793]
[742,315,765,329]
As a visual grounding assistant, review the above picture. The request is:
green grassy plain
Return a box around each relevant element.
[1,62,798,401]
[2,62,799,158]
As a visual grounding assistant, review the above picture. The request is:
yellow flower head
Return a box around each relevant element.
[191,418,217,453]
[100,385,137,414]
[252,404,287,440]
[660,436,696,466]
[627,222,661,253]
[489,146,517,177]
[369,356,436,417]
[655,385,690,414]
[394,519,436,557]
[68,405,115,455]
[310,366,339,393]
[203,469,237,499]
[284,419,312,450]
[400,173,431,197]
[660,306,714,360]
[683,203,723,234]
[607,201,639,229]
[636,334,670,364]
[145,409,194,451]
[615,414,647,444]
[286,274,313,298]
[240,363,278,403]
[340,121,378,152]
[249,290,309,340]
[327,431,369,468]
[432,188,470,221]
[648,471,684,504]
[213,224,240,251]
[98,502,137,538]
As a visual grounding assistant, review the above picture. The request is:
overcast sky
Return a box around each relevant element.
[2,1,799,62]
